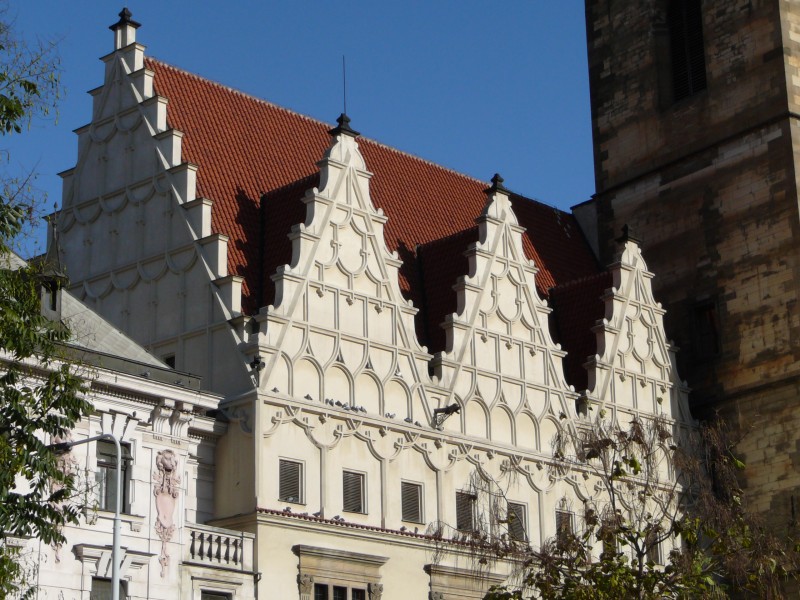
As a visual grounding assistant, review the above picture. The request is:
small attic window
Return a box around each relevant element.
[669,0,707,102]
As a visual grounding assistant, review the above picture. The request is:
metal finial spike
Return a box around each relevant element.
[485,173,508,194]
[328,112,360,137]
[110,7,141,31]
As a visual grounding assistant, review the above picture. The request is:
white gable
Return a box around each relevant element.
[252,118,433,423]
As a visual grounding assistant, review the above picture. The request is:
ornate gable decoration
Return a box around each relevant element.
[254,115,432,424]
[433,175,578,449]
[586,229,691,422]
[57,9,242,323]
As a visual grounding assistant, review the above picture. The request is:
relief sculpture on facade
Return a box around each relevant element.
[298,573,315,600]
[152,449,180,577]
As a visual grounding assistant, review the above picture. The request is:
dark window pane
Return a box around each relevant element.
[96,441,131,512]
[343,471,365,513]
[669,0,707,101]
[646,530,662,565]
[556,510,573,546]
[332,586,348,600]
[201,593,231,600]
[90,578,125,600]
[507,502,527,542]
[351,590,366,600]
[279,459,303,503]
[456,491,475,532]
[314,583,329,600]
[401,482,422,522]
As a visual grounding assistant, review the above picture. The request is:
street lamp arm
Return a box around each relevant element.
[48,431,124,600]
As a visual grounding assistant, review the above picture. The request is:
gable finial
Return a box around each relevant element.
[109,7,141,31]
[485,173,508,195]
[328,113,360,138]
[616,224,642,245]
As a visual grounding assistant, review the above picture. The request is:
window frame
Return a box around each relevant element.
[279,458,305,505]
[342,469,366,514]
[95,439,132,514]
[455,491,476,532]
[555,509,574,547]
[314,583,367,600]
[200,592,232,600]
[668,0,707,102]
[507,501,528,542]
[400,481,423,524]
[90,576,126,600]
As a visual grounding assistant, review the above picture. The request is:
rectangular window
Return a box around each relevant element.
[669,0,707,101]
[279,459,303,504]
[314,584,366,600]
[646,530,662,565]
[507,502,527,542]
[555,509,573,546]
[343,470,366,513]
[456,491,476,532]
[201,593,232,600]
[600,518,618,557]
[96,440,131,513]
[90,577,125,600]
[401,482,422,523]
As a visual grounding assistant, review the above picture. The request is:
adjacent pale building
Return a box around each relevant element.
[34,9,693,599]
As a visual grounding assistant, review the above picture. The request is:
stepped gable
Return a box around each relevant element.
[147,58,598,316]
[548,271,612,392]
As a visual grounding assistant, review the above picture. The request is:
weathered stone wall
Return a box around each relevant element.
[580,0,800,527]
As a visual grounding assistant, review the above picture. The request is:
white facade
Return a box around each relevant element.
[46,10,694,600]
[7,286,255,599]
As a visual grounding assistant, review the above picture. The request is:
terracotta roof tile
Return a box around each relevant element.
[146,57,602,347]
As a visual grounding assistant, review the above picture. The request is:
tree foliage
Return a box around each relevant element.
[483,415,800,600]
[0,9,90,598]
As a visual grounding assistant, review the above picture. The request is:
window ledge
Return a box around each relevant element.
[88,509,147,532]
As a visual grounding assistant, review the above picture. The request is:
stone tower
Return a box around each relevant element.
[576,0,800,526]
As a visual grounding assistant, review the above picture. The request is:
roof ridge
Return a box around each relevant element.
[509,192,575,219]
[145,56,500,192]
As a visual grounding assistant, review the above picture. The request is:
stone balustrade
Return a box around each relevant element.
[184,523,254,572]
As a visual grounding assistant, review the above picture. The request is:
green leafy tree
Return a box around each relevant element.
[0,9,91,598]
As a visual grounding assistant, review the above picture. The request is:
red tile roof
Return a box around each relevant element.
[147,58,603,382]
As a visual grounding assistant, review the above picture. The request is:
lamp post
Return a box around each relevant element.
[52,431,124,600]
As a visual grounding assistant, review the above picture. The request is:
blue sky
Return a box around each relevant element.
[7,2,594,257]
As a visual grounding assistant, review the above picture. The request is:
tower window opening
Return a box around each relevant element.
[669,0,707,101]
